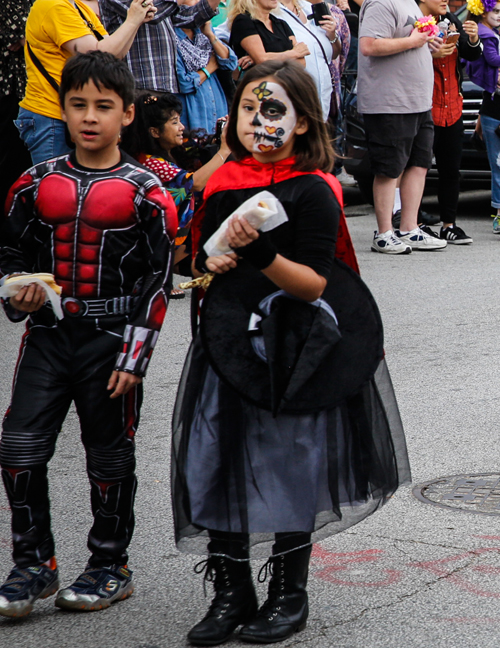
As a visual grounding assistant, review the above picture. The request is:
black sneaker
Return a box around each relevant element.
[0,562,59,618]
[55,564,134,611]
[440,224,473,245]
[419,210,440,226]
[419,225,440,239]
[391,209,401,230]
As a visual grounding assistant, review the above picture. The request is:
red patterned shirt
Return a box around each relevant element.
[432,47,462,127]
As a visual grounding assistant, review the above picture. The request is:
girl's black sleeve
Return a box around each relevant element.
[291,178,340,279]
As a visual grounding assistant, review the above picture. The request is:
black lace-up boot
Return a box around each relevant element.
[239,540,312,644]
[187,538,258,646]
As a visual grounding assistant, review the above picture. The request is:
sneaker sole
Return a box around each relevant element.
[54,581,134,612]
[444,239,473,245]
[0,580,59,618]
[371,246,412,255]
[407,244,447,251]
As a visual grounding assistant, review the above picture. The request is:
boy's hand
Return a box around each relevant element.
[9,284,46,312]
[107,370,143,399]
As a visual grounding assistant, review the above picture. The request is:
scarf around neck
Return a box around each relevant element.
[176,29,212,73]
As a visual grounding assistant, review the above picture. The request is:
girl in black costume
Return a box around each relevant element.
[171,59,410,646]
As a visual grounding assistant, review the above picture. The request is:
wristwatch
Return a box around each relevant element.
[330,31,339,44]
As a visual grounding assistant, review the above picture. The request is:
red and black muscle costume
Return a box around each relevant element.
[0,151,177,569]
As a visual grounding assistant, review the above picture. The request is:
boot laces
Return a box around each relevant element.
[256,556,285,621]
[193,556,233,614]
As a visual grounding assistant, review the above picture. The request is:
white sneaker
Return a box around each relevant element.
[395,227,447,250]
[336,168,357,187]
[371,230,412,255]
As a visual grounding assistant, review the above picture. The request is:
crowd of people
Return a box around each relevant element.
[0,0,498,644]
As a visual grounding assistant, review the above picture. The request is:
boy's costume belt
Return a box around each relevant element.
[61,296,139,318]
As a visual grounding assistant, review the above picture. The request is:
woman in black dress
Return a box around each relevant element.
[229,0,310,67]
[171,60,410,646]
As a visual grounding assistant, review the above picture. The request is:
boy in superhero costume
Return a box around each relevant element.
[0,51,177,617]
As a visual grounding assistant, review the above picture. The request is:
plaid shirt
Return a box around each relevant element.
[432,47,462,128]
[0,0,31,98]
[99,0,216,93]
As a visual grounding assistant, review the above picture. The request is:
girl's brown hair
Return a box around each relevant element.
[225,60,335,173]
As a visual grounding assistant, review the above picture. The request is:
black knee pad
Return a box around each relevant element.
[86,444,136,481]
[0,429,56,467]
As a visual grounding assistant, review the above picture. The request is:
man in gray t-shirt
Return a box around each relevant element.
[358,0,447,254]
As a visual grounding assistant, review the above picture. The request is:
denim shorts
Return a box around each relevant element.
[15,108,71,165]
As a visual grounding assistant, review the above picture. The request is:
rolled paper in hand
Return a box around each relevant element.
[203,190,288,257]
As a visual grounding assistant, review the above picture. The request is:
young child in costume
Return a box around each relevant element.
[171,59,411,646]
[122,93,231,294]
[466,0,500,232]
[0,51,177,617]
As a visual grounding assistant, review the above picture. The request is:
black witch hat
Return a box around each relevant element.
[200,259,384,414]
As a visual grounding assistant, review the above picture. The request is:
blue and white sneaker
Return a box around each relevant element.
[395,227,447,250]
[492,215,500,235]
[371,230,412,255]
[55,564,134,611]
[0,561,59,618]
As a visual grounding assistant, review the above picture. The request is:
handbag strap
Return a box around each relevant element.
[71,0,104,41]
[281,4,331,67]
[25,0,104,92]
[26,41,60,92]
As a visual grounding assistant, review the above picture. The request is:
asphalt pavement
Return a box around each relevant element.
[1,188,500,648]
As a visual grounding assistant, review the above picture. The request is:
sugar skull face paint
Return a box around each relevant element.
[249,81,297,153]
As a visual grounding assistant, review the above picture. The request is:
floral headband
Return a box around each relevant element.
[467,0,497,15]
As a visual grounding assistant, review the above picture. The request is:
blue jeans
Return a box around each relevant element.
[14,108,71,165]
[480,114,500,209]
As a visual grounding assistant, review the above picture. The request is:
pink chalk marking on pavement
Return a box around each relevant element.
[311,546,402,587]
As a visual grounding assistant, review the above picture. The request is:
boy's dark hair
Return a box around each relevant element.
[226,60,335,173]
[60,51,135,109]
[121,92,183,159]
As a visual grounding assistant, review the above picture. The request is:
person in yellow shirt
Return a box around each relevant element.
[16,0,156,164]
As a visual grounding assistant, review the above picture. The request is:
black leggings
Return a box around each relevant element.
[208,531,312,558]
[433,117,464,224]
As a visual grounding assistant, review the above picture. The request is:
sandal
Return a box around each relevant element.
[170,288,186,300]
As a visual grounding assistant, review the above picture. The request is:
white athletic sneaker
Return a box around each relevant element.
[336,168,357,187]
[371,230,412,255]
[395,227,447,250]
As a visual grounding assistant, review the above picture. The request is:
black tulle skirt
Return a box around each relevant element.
[171,337,411,558]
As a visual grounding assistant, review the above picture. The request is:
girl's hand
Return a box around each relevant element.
[9,283,46,312]
[463,20,479,43]
[318,14,338,40]
[336,0,349,10]
[206,252,239,274]
[227,216,259,248]
[219,120,230,157]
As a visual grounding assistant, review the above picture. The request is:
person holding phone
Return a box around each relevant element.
[417,0,481,244]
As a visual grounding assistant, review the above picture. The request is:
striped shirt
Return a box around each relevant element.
[99,0,216,93]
